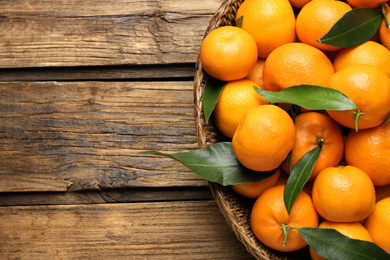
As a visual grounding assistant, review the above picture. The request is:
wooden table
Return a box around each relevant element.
[0,1,255,259]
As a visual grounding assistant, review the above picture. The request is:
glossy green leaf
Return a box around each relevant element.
[140,142,277,186]
[254,85,358,111]
[284,146,321,214]
[235,15,243,28]
[202,77,226,124]
[317,8,382,48]
[298,227,390,260]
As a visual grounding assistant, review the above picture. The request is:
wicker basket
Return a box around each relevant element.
[193,1,310,259]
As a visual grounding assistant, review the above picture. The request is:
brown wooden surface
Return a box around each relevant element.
[0,81,203,192]
[0,0,256,258]
[0,201,253,259]
[0,0,222,68]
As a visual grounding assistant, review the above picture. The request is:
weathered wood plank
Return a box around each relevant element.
[0,201,254,259]
[0,81,206,192]
[0,0,223,68]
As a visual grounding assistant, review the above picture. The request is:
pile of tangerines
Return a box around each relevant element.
[200,0,390,258]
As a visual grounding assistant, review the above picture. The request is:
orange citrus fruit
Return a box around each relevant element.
[231,169,281,199]
[232,105,295,172]
[200,26,258,81]
[289,0,312,8]
[262,42,334,92]
[282,112,344,182]
[251,185,318,252]
[310,221,373,260]
[235,0,296,58]
[312,165,376,222]
[213,79,268,139]
[245,58,266,89]
[344,122,390,186]
[333,41,390,77]
[379,3,390,51]
[364,197,390,254]
[347,0,385,8]
[326,65,390,130]
[296,0,352,51]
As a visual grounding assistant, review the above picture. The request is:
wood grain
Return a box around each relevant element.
[0,0,223,68]
[0,201,254,259]
[0,81,207,192]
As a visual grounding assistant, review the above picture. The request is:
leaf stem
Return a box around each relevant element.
[382,3,390,28]
[354,109,363,132]
[316,136,324,148]
[281,224,293,248]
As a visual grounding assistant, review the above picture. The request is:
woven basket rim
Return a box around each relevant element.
[193,0,273,259]
[193,1,310,259]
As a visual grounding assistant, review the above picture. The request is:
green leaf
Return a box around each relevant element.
[140,142,277,186]
[298,227,390,260]
[235,15,243,28]
[384,112,390,125]
[317,8,382,48]
[254,85,358,111]
[202,77,226,124]
[284,146,321,214]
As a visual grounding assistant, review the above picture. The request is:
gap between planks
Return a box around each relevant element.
[0,186,215,206]
[0,64,196,82]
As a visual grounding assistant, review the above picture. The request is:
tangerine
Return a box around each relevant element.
[235,0,296,58]
[282,112,344,182]
[262,42,334,92]
[333,41,390,77]
[245,58,266,89]
[251,185,318,252]
[200,26,258,81]
[344,121,390,186]
[312,165,376,222]
[289,0,312,8]
[296,0,352,51]
[347,0,385,8]
[326,65,390,130]
[364,197,390,254]
[232,105,295,172]
[213,79,268,139]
